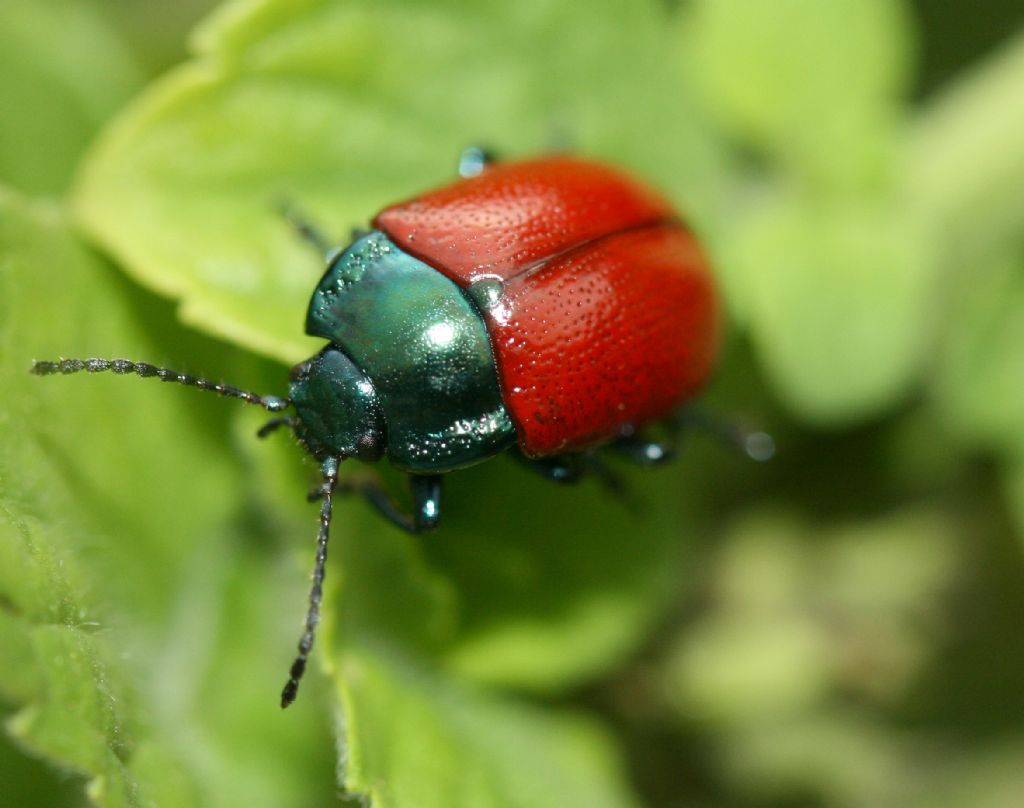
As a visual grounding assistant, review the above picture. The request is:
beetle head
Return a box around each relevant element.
[288,347,385,462]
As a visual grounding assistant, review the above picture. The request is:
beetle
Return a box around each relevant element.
[33,150,765,706]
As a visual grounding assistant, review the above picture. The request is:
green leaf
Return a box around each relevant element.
[678,0,933,425]
[1006,460,1024,552]
[686,0,912,188]
[933,249,1024,456]
[237,390,670,803]
[905,739,1024,808]
[665,508,960,724]
[0,725,84,808]
[391,458,690,691]
[238,404,692,694]
[724,195,933,423]
[336,645,640,808]
[661,506,965,805]
[0,188,339,807]
[909,32,1024,264]
[0,0,143,195]
[72,0,723,364]
[73,0,716,699]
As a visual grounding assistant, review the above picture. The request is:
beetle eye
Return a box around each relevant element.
[289,359,313,383]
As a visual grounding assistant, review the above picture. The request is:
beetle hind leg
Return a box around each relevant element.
[513,449,638,512]
[673,407,776,462]
[610,432,677,466]
[610,410,775,467]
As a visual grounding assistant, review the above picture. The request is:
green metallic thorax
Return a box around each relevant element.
[294,231,515,473]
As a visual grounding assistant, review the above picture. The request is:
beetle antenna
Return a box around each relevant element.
[281,456,340,708]
[31,358,290,412]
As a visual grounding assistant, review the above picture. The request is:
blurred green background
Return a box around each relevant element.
[2,1,1023,806]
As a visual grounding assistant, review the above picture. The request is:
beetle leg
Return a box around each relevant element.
[674,407,775,462]
[408,475,443,530]
[339,473,443,533]
[515,449,641,511]
[276,198,336,257]
[582,452,641,513]
[458,146,497,177]
[610,433,677,466]
[512,451,586,483]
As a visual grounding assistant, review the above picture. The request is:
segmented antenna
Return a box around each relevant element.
[281,456,340,708]
[31,358,290,412]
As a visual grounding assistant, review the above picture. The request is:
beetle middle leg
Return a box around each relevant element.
[334,472,443,533]
[512,451,586,484]
[513,449,638,511]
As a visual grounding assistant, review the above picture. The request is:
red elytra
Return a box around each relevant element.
[375,156,719,456]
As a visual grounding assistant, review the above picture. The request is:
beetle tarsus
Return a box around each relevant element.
[365,473,442,533]
[408,474,443,531]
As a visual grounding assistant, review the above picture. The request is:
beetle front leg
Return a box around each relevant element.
[341,473,443,533]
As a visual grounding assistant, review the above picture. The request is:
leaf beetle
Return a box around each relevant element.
[33,150,772,706]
